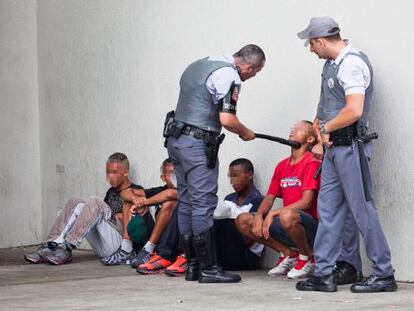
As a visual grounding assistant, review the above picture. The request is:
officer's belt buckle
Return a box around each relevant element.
[181,126,191,136]
[193,128,206,139]
[182,126,207,140]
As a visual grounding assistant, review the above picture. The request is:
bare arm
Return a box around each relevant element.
[313,117,321,141]
[121,202,133,240]
[219,112,255,141]
[130,188,178,214]
[255,195,276,218]
[120,188,145,204]
[252,194,276,238]
[311,117,324,159]
[143,189,178,206]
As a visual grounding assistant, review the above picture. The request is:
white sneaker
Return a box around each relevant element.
[287,257,315,279]
[268,255,297,276]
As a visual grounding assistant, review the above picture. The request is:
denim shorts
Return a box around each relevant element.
[268,209,318,249]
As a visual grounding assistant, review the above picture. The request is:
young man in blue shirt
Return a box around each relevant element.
[213,158,264,270]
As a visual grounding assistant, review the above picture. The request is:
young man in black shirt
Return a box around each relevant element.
[125,159,184,274]
[25,153,142,265]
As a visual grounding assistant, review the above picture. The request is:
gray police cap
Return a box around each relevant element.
[297,17,340,46]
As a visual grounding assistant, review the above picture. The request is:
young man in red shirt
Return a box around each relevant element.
[236,120,320,279]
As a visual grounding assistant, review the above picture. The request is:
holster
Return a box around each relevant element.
[204,133,225,169]
[164,116,224,169]
[163,110,185,147]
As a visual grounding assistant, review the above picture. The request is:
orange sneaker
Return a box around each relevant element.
[167,255,187,272]
[136,254,172,274]
[164,255,187,277]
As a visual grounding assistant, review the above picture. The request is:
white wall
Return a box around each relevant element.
[0,1,42,247]
[2,0,413,280]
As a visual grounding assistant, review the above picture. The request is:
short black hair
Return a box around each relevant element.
[300,120,317,146]
[160,158,174,173]
[107,152,129,169]
[229,158,254,173]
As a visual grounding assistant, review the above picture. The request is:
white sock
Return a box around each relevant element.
[298,254,309,261]
[121,239,133,253]
[143,241,156,253]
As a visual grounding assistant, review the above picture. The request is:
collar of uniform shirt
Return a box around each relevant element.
[208,54,235,65]
[330,39,352,65]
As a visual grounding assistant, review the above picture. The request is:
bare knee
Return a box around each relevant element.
[235,213,254,234]
[279,209,300,229]
[161,200,178,211]
[156,202,176,220]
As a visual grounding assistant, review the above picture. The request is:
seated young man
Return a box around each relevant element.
[213,158,264,270]
[236,121,320,279]
[25,152,142,265]
[119,159,184,274]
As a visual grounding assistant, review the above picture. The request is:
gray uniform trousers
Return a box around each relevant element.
[314,142,393,277]
[167,134,219,235]
[337,212,362,272]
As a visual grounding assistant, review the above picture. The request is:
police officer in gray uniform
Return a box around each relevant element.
[295,17,397,293]
[165,45,265,283]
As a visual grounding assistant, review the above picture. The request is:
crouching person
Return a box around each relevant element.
[25,152,142,265]
[123,159,184,275]
[213,158,264,270]
[236,121,320,279]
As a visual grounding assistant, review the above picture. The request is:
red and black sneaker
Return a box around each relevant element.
[165,255,187,277]
[136,253,172,275]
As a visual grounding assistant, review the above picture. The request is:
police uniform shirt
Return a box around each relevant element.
[205,54,242,104]
[332,41,371,95]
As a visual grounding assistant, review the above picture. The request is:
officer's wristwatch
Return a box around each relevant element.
[320,122,328,134]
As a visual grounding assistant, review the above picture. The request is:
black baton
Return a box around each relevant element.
[314,164,322,179]
[255,133,301,149]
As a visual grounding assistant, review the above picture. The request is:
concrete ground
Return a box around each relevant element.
[1,247,413,310]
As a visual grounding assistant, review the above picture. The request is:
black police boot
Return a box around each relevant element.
[192,228,241,283]
[180,234,199,281]
[296,274,337,292]
[350,274,398,293]
[333,261,363,285]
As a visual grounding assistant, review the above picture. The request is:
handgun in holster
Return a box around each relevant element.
[163,110,184,147]
[204,133,225,169]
